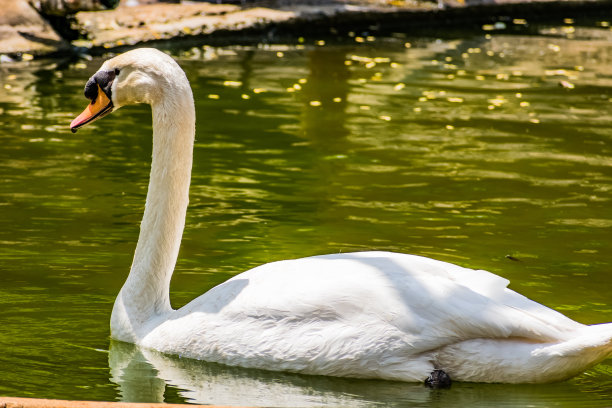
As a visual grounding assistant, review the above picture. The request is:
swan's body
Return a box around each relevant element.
[71,48,612,384]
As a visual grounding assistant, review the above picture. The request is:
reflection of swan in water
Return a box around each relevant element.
[109,340,427,407]
[71,48,612,385]
[108,341,611,407]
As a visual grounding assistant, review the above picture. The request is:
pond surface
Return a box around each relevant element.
[1,15,612,407]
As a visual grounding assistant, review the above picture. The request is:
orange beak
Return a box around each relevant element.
[70,84,113,133]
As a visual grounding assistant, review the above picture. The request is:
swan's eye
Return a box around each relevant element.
[114,68,120,76]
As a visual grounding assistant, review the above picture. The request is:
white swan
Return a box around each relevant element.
[70,48,612,385]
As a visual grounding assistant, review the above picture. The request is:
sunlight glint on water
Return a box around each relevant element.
[0,19,611,406]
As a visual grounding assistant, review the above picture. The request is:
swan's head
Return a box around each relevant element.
[70,48,187,133]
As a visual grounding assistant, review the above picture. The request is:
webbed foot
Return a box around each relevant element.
[424,369,452,389]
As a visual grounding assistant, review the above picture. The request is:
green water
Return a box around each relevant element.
[1,17,612,407]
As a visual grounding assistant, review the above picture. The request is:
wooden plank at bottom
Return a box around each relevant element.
[0,397,248,408]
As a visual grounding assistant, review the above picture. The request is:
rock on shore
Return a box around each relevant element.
[0,0,70,57]
[1,0,610,59]
[72,3,296,49]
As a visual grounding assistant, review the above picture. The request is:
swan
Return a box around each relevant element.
[70,48,612,385]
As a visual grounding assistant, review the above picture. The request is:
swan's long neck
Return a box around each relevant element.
[111,76,195,340]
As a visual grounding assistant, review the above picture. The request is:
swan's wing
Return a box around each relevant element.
[308,252,586,344]
[347,252,584,338]
[174,251,584,363]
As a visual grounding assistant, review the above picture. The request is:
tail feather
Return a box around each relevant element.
[527,323,612,382]
[437,323,612,383]
[541,323,612,357]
